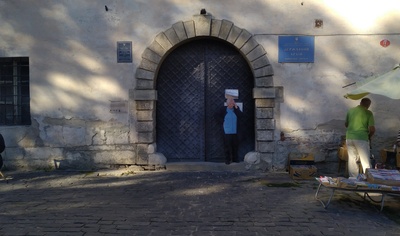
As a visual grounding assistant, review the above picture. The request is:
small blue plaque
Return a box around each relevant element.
[278,36,315,63]
[117,41,132,63]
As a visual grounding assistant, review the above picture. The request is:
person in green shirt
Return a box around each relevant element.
[345,98,375,177]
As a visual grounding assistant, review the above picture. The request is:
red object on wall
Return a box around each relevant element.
[380,39,390,48]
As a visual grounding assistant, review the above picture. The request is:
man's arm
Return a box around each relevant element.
[233,106,243,119]
[368,125,375,149]
[368,126,375,140]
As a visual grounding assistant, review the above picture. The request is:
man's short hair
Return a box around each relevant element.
[360,98,371,107]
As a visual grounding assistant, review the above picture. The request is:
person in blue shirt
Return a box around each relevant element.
[218,98,243,165]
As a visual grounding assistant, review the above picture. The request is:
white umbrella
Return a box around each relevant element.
[344,65,400,100]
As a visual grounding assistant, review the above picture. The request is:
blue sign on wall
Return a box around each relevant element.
[117,41,132,63]
[278,36,315,63]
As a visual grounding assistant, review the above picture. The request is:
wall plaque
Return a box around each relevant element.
[278,36,315,63]
[110,100,128,113]
[117,41,132,63]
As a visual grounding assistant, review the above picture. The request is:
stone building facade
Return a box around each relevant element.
[132,15,279,169]
[0,1,399,170]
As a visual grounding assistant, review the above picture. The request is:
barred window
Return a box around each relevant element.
[0,57,31,125]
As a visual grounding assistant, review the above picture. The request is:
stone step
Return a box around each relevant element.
[165,162,247,172]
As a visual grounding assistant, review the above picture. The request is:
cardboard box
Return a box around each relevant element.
[289,165,318,180]
[337,146,348,161]
[288,153,315,165]
[340,135,346,146]
[366,168,400,186]
[397,146,400,168]
[380,148,400,168]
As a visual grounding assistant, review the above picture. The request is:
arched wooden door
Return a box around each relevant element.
[157,39,254,162]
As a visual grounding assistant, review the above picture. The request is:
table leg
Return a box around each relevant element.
[315,183,336,209]
[380,194,386,212]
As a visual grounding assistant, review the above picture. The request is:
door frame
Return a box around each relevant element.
[131,14,278,165]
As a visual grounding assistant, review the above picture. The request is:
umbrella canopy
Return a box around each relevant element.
[344,65,400,100]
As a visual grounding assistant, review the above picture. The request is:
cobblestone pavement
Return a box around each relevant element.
[0,163,400,236]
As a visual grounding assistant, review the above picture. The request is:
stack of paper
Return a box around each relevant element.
[366,168,400,186]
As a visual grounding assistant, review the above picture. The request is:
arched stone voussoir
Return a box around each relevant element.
[135,68,155,81]
[240,36,259,56]
[172,21,188,42]
[246,44,267,62]
[227,25,242,45]
[155,32,173,53]
[234,29,252,50]
[141,48,162,65]
[211,19,223,37]
[139,58,158,72]
[183,20,196,39]
[163,27,181,46]
[218,19,234,40]
[252,56,271,70]
[254,65,274,78]
[193,14,212,36]
[147,40,167,58]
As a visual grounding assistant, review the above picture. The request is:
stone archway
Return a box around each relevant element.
[131,13,278,168]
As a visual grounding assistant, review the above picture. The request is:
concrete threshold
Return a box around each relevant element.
[165,162,247,172]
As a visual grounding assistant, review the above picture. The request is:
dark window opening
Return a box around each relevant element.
[0,57,31,125]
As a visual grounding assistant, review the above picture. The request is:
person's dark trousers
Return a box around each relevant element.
[224,134,239,163]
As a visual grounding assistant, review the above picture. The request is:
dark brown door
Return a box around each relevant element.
[157,39,254,162]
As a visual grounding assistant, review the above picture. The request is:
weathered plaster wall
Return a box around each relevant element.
[260,32,400,168]
[0,0,399,170]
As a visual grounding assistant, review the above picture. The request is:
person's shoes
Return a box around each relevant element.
[225,160,231,165]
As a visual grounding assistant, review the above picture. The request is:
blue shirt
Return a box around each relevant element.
[223,108,237,134]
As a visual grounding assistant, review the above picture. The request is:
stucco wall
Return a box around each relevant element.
[0,0,399,170]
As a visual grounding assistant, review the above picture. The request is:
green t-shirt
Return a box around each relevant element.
[346,105,375,141]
